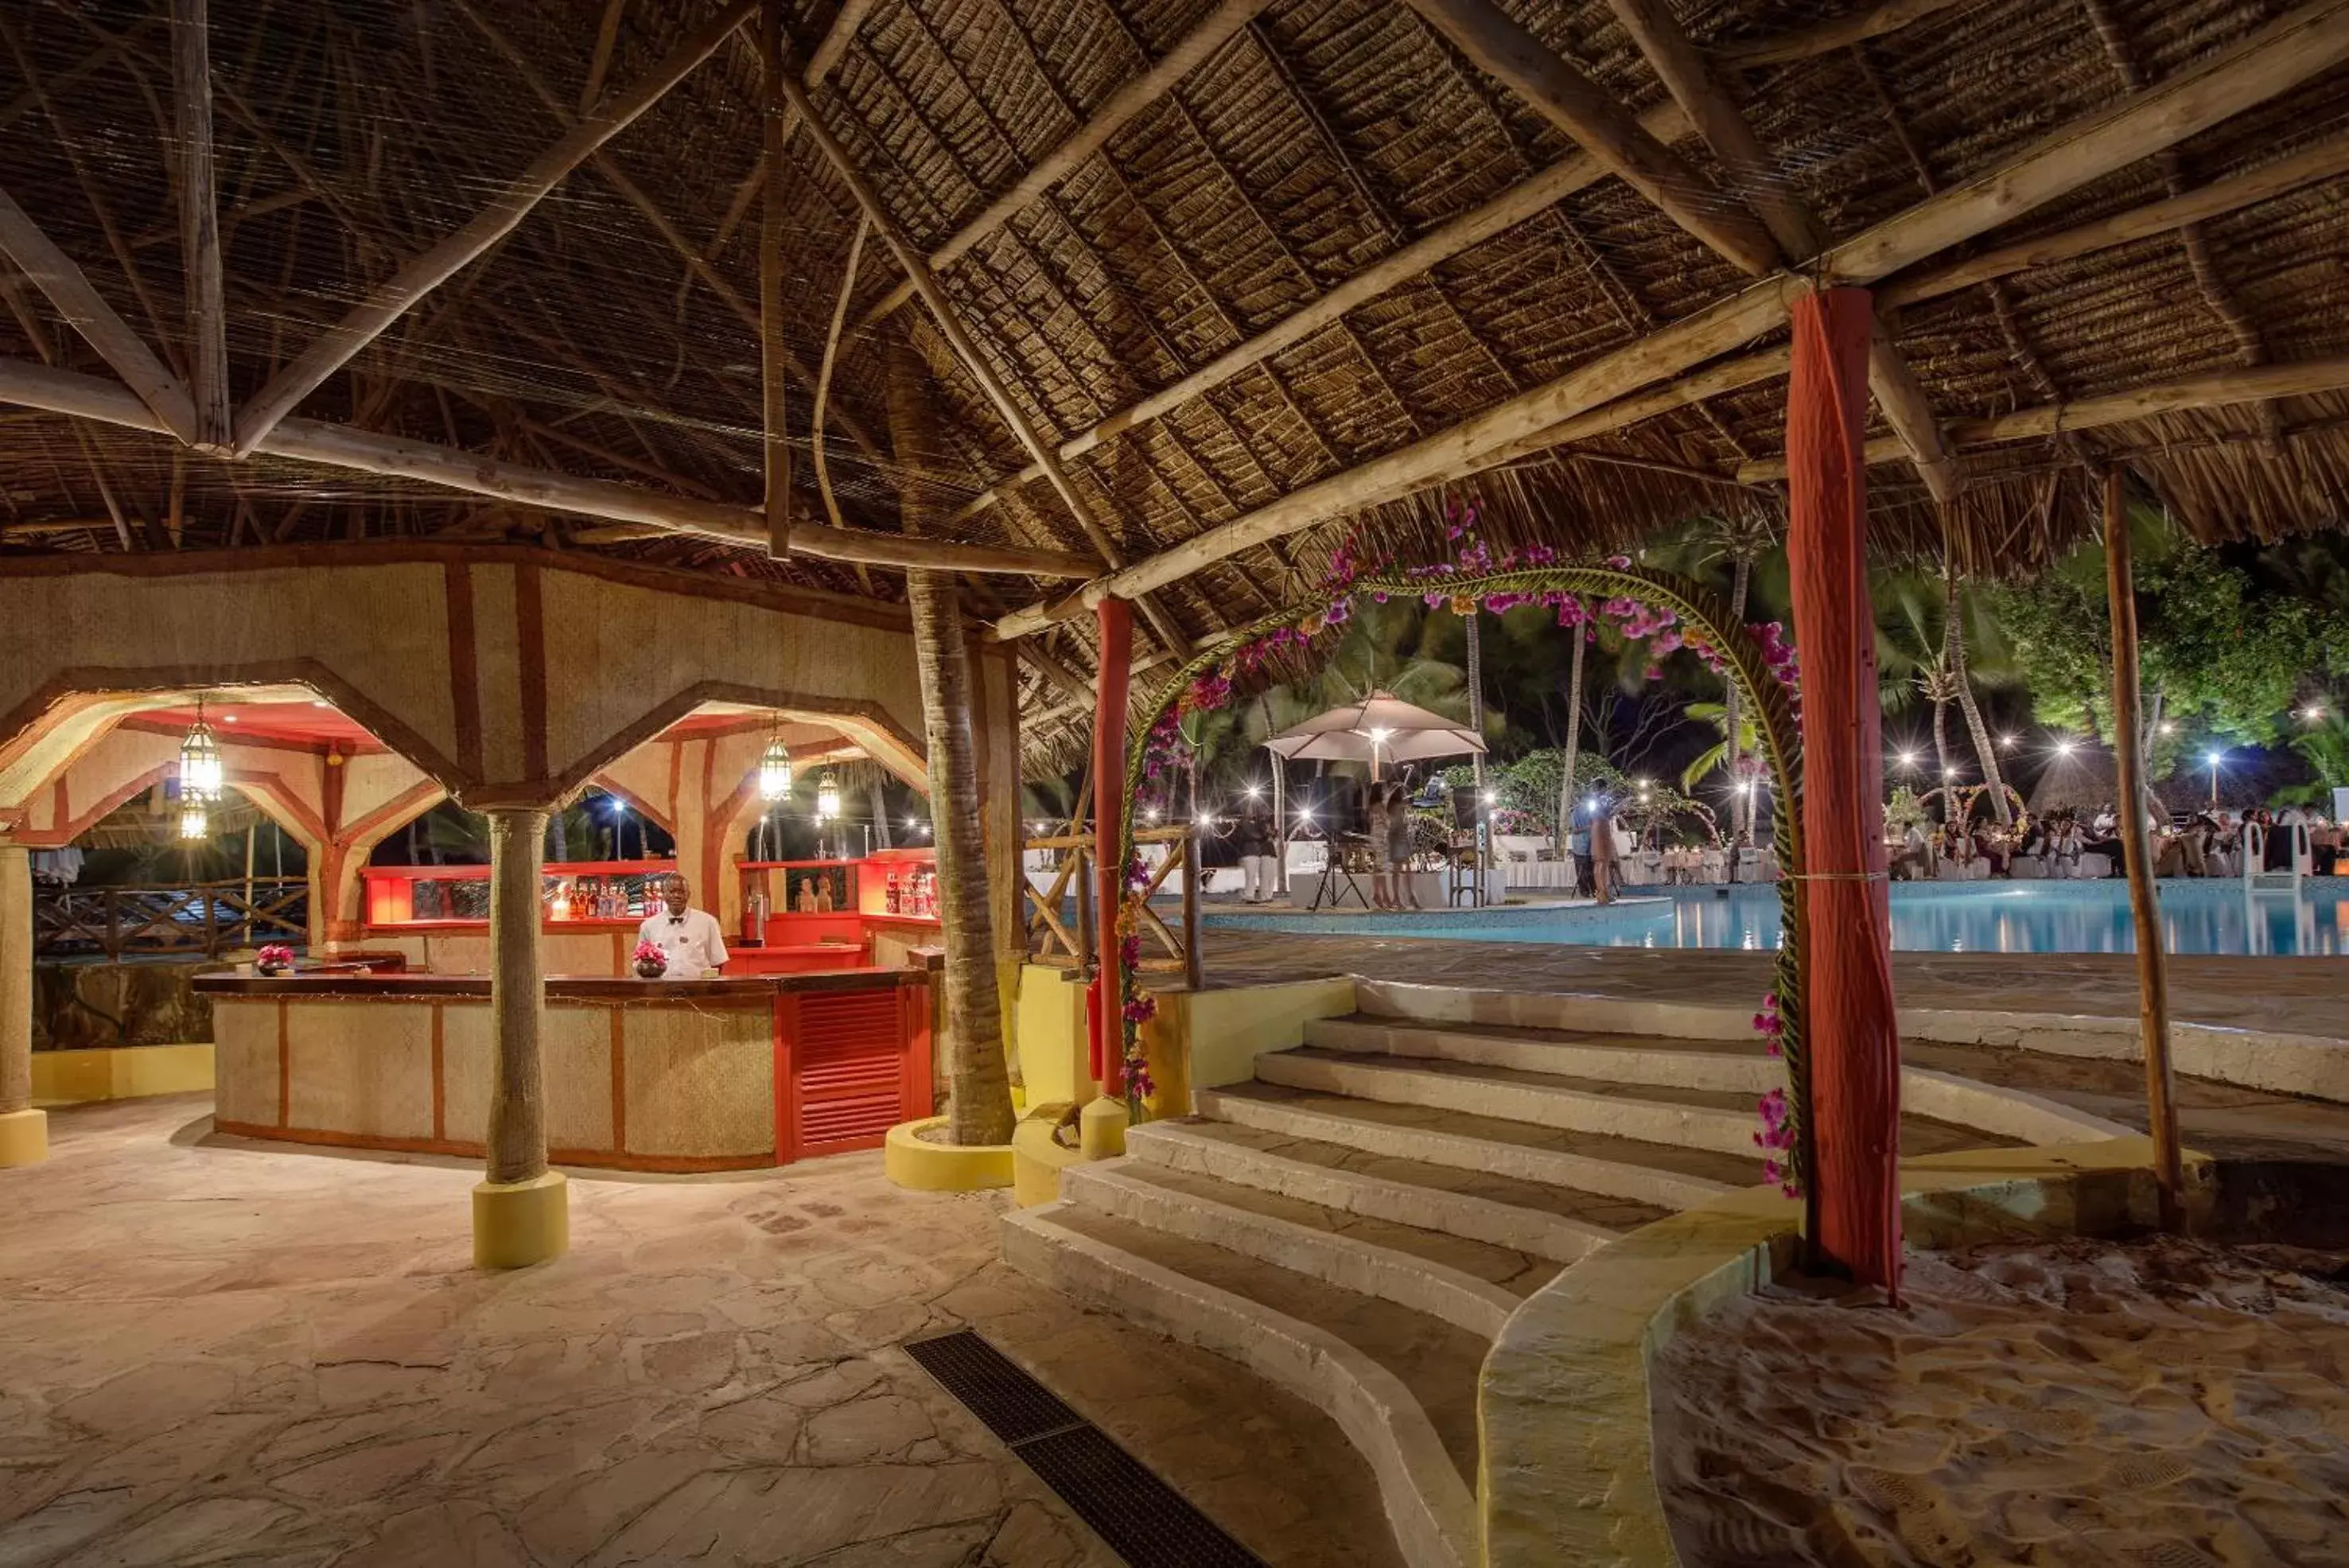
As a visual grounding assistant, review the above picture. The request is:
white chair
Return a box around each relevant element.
[1935,858,1965,881]
[2244,822,2309,893]
[2010,855,2044,879]
[2077,852,2113,879]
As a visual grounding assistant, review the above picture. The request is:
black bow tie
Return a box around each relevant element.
[667,916,684,924]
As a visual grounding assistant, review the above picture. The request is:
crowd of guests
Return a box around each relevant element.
[1892,803,2343,881]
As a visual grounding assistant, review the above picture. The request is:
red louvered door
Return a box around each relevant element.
[775,982,931,1162]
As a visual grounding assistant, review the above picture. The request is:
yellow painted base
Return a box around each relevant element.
[33,1044,215,1105]
[884,1116,1016,1192]
[0,1107,49,1168]
[1012,1114,1086,1207]
[1078,1095,1128,1159]
[472,1170,570,1269]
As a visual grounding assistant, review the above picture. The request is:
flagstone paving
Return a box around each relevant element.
[0,1094,1406,1568]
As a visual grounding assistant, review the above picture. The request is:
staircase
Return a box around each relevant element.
[1003,982,2128,1568]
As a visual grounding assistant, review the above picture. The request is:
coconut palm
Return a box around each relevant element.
[1876,567,2015,823]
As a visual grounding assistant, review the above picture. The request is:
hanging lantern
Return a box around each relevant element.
[758,736,794,801]
[177,799,209,840]
[815,771,841,820]
[179,700,224,801]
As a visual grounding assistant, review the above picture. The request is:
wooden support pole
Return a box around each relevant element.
[758,0,791,559]
[0,843,45,1167]
[1403,0,1780,275]
[170,0,230,451]
[1092,597,1135,1107]
[234,0,757,454]
[1785,286,1903,1294]
[0,357,1098,578]
[2102,468,2187,1231]
[1181,823,1203,991]
[473,805,566,1268]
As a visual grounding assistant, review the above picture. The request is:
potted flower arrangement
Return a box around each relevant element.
[630,940,668,980]
[255,944,296,977]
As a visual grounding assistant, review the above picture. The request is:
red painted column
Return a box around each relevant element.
[1092,597,1135,1098]
[1783,288,1904,1295]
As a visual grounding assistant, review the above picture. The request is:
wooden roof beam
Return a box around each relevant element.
[1884,131,2349,309]
[1715,0,1983,70]
[1402,0,1779,275]
[989,0,2349,636]
[170,0,230,453]
[1735,356,2349,481]
[0,186,197,445]
[0,357,1097,580]
[1600,0,1962,503]
[856,0,1277,328]
[231,0,758,456]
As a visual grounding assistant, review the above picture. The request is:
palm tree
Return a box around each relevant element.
[1940,570,2013,825]
[890,338,1014,1148]
[1679,701,1760,796]
[1876,567,2014,823]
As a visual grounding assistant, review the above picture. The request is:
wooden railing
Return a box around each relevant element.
[35,877,309,959]
[1023,825,1200,990]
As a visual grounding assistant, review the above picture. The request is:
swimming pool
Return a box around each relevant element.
[1204,881,2349,956]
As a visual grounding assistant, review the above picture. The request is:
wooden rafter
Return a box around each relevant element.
[0,186,196,444]
[990,0,2349,636]
[231,0,758,455]
[171,0,231,451]
[0,357,1096,579]
[1402,0,1779,276]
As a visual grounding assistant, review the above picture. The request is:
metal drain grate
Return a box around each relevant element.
[904,1330,1270,1568]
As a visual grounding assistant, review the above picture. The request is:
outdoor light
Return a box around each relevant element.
[177,800,208,840]
[2055,739,2076,756]
[1244,784,1262,799]
[1945,768,1959,781]
[178,701,224,802]
[1482,790,1497,805]
[1897,751,1918,768]
[1367,726,1393,745]
[1145,806,1161,823]
[1196,814,1213,831]
[1297,806,1314,821]
[2302,706,2327,722]
[757,735,794,800]
[1999,733,2017,749]
[2206,750,2224,768]
[2159,721,2177,736]
[815,771,841,820]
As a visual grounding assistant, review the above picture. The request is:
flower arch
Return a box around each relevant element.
[1108,547,1816,1195]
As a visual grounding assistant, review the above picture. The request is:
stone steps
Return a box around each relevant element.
[1254,1045,1768,1158]
[1005,1201,1480,1568]
[1304,1014,1781,1093]
[1124,1118,1637,1263]
[1004,976,2115,1568]
[1194,1080,1748,1208]
[1059,1158,1538,1336]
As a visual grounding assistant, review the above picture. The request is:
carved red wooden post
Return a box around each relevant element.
[1784,287,1904,1295]
[1091,597,1135,1102]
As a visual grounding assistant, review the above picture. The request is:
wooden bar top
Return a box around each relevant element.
[193,966,931,1002]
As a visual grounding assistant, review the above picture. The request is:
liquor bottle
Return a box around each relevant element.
[886,871,900,915]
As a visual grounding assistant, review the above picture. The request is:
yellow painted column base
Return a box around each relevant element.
[1079,1095,1128,1160]
[0,1107,48,1167]
[472,1170,569,1269]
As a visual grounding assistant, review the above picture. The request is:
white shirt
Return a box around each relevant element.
[636,906,729,975]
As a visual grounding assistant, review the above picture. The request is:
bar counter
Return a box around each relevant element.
[195,965,936,1173]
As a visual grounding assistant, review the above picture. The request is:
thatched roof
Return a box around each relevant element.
[5,0,2349,767]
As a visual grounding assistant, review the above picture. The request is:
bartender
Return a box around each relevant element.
[638,874,729,975]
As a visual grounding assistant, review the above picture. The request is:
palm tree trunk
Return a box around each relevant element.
[890,337,1015,1147]
[1557,603,1586,852]
[1723,554,1751,842]
[1931,696,1952,819]
[1945,571,2012,825]
[867,772,894,850]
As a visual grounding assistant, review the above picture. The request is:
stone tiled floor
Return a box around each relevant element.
[0,1095,1405,1568]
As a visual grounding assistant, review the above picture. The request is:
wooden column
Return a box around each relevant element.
[2102,469,2187,1228]
[1091,597,1136,1134]
[1783,287,1904,1294]
[474,806,567,1267]
[0,844,46,1166]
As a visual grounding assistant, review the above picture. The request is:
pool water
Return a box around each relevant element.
[1207,881,2349,956]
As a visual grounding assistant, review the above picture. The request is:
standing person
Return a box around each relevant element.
[1591,792,1619,905]
[637,874,729,975]
[1364,779,1394,911]
[1235,800,1278,905]
[1569,807,1594,898]
[1388,781,1424,911]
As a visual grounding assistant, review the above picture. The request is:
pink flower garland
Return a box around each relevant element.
[1750,993,1800,1197]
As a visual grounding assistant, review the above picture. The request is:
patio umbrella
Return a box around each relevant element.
[1263,691,1485,776]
